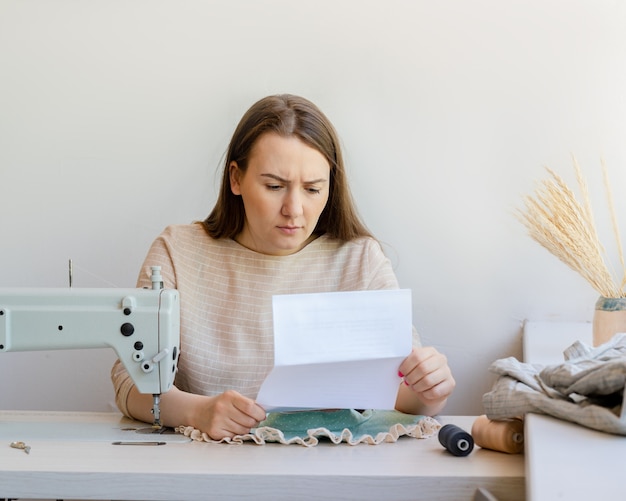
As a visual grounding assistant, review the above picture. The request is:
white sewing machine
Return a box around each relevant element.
[0,267,180,429]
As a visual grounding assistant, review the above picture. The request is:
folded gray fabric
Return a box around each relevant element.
[483,333,626,435]
[540,335,626,399]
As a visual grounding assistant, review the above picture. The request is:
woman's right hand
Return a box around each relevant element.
[127,385,266,441]
[194,390,267,440]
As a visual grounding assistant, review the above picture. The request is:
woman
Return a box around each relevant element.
[111,94,455,440]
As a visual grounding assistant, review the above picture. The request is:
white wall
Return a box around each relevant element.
[1,0,625,415]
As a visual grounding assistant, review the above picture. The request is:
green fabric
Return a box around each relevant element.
[258,409,421,439]
[177,409,441,446]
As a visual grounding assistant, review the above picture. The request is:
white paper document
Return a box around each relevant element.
[256,289,413,412]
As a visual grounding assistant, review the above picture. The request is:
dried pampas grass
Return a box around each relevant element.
[517,157,626,298]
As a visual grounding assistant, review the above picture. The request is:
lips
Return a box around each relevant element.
[277,225,300,235]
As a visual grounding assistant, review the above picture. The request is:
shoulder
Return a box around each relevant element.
[309,235,391,273]
[156,223,228,250]
[314,234,385,258]
[140,224,236,288]
[158,223,208,241]
[148,224,238,265]
[307,235,397,290]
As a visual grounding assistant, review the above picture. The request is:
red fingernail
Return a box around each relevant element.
[398,371,404,378]
[404,379,409,386]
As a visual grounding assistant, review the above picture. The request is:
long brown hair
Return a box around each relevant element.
[202,94,372,241]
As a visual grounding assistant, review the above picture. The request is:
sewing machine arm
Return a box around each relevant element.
[0,286,180,428]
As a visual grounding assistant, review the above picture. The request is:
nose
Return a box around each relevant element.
[281,189,304,218]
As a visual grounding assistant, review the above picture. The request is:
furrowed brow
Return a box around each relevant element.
[261,173,328,184]
[261,173,289,183]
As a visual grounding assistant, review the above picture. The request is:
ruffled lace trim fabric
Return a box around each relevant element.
[176,409,441,447]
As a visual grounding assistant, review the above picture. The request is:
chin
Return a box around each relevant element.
[272,239,307,255]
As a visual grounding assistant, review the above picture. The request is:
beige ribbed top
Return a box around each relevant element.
[111,223,419,416]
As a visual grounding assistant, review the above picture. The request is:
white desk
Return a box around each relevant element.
[523,321,626,501]
[0,411,524,501]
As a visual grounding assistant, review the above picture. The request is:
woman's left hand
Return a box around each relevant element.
[396,346,456,415]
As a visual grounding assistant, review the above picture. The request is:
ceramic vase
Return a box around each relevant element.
[592,296,626,346]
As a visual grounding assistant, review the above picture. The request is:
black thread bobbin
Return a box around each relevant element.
[438,424,474,457]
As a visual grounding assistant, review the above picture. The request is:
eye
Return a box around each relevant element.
[307,187,322,194]
[266,184,283,191]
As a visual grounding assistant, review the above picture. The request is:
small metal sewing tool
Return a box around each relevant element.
[10,441,31,454]
[111,441,166,446]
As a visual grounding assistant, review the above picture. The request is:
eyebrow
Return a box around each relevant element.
[261,173,328,184]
